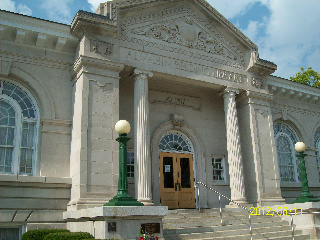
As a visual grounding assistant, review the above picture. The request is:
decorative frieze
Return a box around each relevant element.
[124,49,247,84]
[149,90,201,110]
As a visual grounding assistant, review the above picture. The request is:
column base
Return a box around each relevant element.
[104,194,144,207]
[225,198,252,209]
[138,198,155,206]
[292,192,320,204]
[258,197,286,206]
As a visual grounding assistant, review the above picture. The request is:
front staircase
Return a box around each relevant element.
[163,208,311,240]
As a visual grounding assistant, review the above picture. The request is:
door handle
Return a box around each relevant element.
[179,183,181,191]
[175,183,177,191]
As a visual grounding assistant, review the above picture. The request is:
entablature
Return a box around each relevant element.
[268,76,320,104]
[0,10,78,53]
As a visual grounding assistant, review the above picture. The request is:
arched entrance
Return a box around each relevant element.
[158,131,195,209]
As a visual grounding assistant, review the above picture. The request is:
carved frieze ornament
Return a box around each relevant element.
[90,40,114,55]
[251,77,264,89]
[132,17,238,62]
[171,114,184,128]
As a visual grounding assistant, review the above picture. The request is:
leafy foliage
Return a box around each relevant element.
[290,67,320,87]
[43,232,94,240]
[21,229,70,240]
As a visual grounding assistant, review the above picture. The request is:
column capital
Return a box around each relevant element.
[221,87,239,98]
[134,68,153,79]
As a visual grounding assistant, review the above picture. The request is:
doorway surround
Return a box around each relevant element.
[151,118,208,208]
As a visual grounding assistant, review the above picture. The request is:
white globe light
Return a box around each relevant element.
[295,142,306,152]
[115,120,130,134]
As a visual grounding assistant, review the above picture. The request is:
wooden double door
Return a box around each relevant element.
[159,152,195,209]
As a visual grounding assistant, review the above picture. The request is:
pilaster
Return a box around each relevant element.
[237,90,285,206]
[133,68,154,205]
[68,55,124,210]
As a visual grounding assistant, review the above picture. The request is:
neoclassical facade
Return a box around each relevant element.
[1,0,320,238]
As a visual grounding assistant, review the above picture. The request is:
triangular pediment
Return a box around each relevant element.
[118,0,255,70]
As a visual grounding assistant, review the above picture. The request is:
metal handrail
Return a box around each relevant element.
[195,181,320,240]
[195,182,253,240]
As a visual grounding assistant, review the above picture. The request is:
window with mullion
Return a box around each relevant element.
[19,122,36,174]
[127,151,134,178]
[0,101,16,174]
[274,122,300,182]
[0,81,38,175]
[212,156,225,182]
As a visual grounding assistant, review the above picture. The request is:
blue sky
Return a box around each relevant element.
[1,0,319,80]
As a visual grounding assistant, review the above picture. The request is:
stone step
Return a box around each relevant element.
[164,221,290,235]
[164,213,283,222]
[164,229,306,240]
[163,216,284,228]
[163,208,311,240]
[179,234,310,240]
[167,208,284,218]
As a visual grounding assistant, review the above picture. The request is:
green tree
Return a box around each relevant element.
[290,67,320,87]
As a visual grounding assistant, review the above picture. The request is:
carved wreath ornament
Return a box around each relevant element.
[133,17,238,61]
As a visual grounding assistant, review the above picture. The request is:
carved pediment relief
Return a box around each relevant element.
[132,16,238,62]
[120,5,246,69]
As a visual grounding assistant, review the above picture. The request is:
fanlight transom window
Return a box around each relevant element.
[0,81,38,175]
[159,131,193,153]
[274,122,300,182]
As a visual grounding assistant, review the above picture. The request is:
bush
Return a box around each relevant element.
[22,229,70,240]
[43,232,94,240]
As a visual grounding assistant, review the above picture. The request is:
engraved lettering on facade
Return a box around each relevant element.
[90,40,114,55]
[125,49,247,84]
[150,90,201,110]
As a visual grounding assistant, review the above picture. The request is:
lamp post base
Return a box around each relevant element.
[292,193,320,204]
[104,194,144,206]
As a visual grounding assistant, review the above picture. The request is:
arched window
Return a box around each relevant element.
[314,129,320,181]
[0,81,39,175]
[159,131,193,153]
[274,122,300,182]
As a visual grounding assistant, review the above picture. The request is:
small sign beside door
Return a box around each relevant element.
[165,165,171,172]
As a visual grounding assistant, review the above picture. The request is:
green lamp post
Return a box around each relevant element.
[104,120,144,206]
[292,142,320,203]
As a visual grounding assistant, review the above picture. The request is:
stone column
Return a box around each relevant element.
[223,87,248,204]
[134,68,154,206]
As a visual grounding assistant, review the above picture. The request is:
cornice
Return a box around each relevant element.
[196,0,258,51]
[268,76,320,104]
[248,55,277,76]
[71,10,118,38]
[71,55,124,79]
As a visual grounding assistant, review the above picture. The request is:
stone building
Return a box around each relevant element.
[1,0,320,238]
